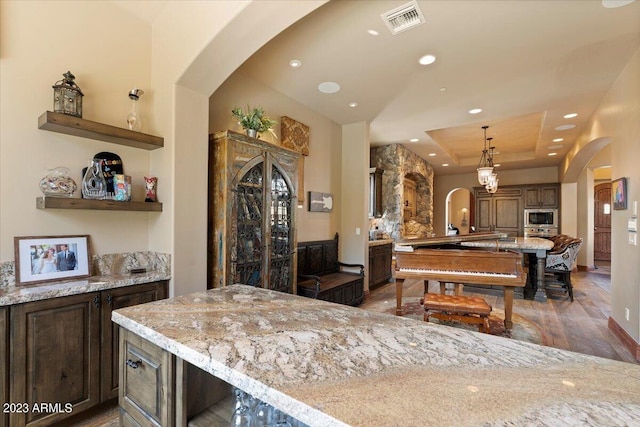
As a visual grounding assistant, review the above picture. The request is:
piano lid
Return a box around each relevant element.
[394,232,508,252]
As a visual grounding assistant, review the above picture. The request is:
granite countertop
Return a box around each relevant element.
[112,284,640,427]
[0,271,171,306]
[368,238,394,247]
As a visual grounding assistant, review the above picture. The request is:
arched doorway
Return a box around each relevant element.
[445,188,473,235]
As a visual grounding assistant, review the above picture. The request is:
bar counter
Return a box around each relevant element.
[112,284,640,426]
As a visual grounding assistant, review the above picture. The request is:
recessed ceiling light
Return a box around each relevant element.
[367,29,379,36]
[564,113,578,119]
[428,153,436,157]
[348,102,358,108]
[409,138,419,142]
[548,144,564,150]
[493,163,501,167]
[602,0,636,8]
[289,59,302,68]
[318,82,340,94]
[555,124,575,131]
[548,152,558,156]
[441,163,449,167]
[439,87,447,92]
[418,54,436,65]
[469,108,482,114]
[553,138,564,142]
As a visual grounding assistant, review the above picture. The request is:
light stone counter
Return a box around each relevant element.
[0,271,170,306]
[112,284,640,427]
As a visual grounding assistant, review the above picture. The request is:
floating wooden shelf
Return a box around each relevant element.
[36,197,162,212]
[38,111,164,150]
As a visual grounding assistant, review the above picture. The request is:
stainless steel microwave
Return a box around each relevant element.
[524,209,558,228]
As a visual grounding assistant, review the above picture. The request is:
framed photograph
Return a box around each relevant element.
[14,235,91,285]
[612,177,627,210]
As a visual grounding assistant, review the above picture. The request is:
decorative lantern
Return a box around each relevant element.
[52,71,84,117]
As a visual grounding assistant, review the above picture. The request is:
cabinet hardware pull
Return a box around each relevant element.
[106,293,112,306]
[93,295,100,308]
[126,359,143,369]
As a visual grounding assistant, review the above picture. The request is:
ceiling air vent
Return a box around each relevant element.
[381,1,426,35]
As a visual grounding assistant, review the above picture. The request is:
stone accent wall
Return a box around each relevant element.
[370,144,434,240]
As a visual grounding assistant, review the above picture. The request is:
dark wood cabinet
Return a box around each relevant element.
[119,328,175,427]
[7,281,167,426]
[369,243,392,289]
[524,184,559,208]
[209,130,300,292]
[369,167,383,218]
[475,187,522,237]
[0,307,7,427]
[10,292,102,427]
[101,282,168,401]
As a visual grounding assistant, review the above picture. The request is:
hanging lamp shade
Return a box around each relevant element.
[486,173,499,193]
[476,126,494,185]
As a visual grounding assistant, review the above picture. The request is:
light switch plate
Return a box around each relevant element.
[629,233,637,246]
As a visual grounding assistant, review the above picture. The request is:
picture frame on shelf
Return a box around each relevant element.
[14,235,91,285]
[612,177,627,210]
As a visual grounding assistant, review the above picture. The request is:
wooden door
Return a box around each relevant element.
[101,282,168,401]
[594,183,612,261]
[10,293,101,426]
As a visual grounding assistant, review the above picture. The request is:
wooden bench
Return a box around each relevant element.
[296,233,365,306]
[421,293,492,333]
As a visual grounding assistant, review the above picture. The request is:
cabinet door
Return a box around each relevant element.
[101,282,168,401]
[524,185,559,208]
[494,196,522,235]
[119,328,174,427]
[10,293,101,427]
[0,307,7,427]
[475,197,493,232]
[540,186,559,208]
[524,188,541,208]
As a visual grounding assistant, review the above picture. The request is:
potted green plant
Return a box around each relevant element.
[231,106,277,138]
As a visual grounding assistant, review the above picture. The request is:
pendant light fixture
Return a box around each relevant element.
[476,126,494,185]
[485,140,499,193]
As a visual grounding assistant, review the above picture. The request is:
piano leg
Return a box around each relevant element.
[504,287,514,331]
[395,278,404,315]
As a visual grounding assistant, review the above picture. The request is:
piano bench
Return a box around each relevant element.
[420,293,492,333]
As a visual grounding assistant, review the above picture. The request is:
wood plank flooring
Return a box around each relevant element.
[361,260,638,364]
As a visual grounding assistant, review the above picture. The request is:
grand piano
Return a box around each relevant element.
[394,232,527,330]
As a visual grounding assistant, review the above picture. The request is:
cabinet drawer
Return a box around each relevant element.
[119,329,174,427]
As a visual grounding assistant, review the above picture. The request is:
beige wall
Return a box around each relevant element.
[0,1,154,258]
[568,47,640,341]
[208,69,342,242]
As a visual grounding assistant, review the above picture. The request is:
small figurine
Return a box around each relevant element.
[144,176,157,202]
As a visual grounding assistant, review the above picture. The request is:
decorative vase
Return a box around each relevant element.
[127,88,144,131]
[39,167,77,197]
[81,159,107,199]
[246,129,257,138]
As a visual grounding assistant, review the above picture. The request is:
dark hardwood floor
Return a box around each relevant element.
[361,260,638,364]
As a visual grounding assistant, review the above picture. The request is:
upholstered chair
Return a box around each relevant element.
[544,237,583,301]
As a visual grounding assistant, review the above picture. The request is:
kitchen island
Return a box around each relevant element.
[113,284,640,426]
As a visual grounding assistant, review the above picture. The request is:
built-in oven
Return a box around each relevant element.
[524,208,558,237]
